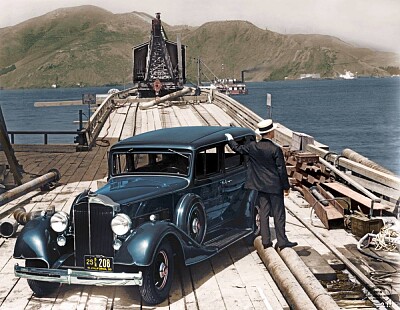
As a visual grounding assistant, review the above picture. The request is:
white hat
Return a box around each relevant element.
[255,119,277,135]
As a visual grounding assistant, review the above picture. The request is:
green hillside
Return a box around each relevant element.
[0,5,398,89]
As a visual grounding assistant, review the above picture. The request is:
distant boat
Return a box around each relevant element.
[210,78,248,95]
[339,70,356,80]
[51,84,58,88]
[299,73,321,80]
[194,59,248,95]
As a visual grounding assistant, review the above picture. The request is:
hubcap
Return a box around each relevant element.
[192,217,200,234]
[155,250,168,289]
[255,207,261,235]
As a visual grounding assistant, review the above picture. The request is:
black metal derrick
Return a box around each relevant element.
[147,37,174,82]
[133,13,186,98]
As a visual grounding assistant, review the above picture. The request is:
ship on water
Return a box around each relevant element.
[211,78,248,95]
[339,70,357,79]
[0,12,399,310]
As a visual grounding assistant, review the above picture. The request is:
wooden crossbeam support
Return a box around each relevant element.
[0,106,23,185]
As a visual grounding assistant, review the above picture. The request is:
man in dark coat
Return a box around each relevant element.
[225,119,297,249]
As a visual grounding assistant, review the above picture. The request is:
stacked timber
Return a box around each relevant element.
[285,150,333,188]
[284,150,346,229]
[284,148,394,230]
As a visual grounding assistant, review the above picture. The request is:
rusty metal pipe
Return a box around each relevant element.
[319,157,380,218]
[0,169,60,207]
[13,207,42,225]
[278,247,340,310]
[0,218,18,238]
[254,236,317,310]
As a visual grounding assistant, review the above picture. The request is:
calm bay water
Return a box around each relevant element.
[238,78,400,176]
[0,78,399,175]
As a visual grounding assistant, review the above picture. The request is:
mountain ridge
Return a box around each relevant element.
[0,5,398,89]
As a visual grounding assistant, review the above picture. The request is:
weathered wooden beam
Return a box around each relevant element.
[34,100,83,107]
[307,144,400,191]
[0,107,23,185]
[348,174,399,206]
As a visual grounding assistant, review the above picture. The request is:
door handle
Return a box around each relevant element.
[221,179,233,185]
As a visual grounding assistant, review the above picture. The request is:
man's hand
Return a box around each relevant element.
[284,189,290,196]
[225,133,233,141]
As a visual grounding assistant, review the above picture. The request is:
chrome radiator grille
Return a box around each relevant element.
[73,202,114,266]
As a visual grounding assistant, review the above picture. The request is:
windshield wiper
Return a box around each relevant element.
[168,148,188,159]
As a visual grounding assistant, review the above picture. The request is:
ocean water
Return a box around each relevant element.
[237,78,400,176]
[0,78,399,175]
[0,86,111,144]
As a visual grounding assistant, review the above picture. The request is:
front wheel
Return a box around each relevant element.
[26,260,61,297]
[139,241,174,305]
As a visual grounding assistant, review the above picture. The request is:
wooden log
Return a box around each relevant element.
[307,144,400,191]
[34,100,83,107]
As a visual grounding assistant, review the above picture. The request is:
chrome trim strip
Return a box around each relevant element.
[15,264,142,286]
[88,198,91,254]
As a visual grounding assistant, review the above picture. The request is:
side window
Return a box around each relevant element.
[224,144,243,170]
[224,135,254,171]
[113,153,127,174]
[195,147,219,179]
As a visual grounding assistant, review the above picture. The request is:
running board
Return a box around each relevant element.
[204,228,251,250]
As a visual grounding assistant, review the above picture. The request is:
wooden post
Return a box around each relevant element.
[266,93,272,118]
[177,34,183,86]
[0,106,23,185]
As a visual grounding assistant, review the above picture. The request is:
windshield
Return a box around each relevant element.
[112,150,191,177]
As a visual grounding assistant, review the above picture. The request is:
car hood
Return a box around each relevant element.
[95,175,189,205]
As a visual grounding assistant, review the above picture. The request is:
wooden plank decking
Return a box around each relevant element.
[0,101,292,309]
[1,99,399,309]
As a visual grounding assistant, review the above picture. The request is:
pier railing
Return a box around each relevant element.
[208,89,293,146]
[8,130,78,145]
[5,88,135,152]
[77,88,135,151]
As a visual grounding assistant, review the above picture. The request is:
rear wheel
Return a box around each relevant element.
[26,260,61,297]
[139,241,174,305]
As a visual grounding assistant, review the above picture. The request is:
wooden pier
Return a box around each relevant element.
[1,89,399,309]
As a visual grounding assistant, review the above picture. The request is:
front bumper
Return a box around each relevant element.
[15,264,142,286]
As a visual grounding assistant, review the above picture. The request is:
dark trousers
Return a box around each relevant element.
[258,191,289,247]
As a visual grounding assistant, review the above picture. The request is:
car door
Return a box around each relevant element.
[192,145,225,231]
[221,140,248,221]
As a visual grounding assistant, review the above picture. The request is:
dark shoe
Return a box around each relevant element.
[278,241,298,250]
[263,242,273,249]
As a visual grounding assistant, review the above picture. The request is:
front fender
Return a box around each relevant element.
[114,221,216,267]
[13,216,59,267]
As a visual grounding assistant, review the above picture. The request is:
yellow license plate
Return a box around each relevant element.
[84,255,113,272]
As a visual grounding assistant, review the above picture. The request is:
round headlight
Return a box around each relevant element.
[111,213,132,236]
[50,211,69,232]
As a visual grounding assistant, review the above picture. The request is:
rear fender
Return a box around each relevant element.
[244,189,258,229]
[13,216,59,267]
[114,221,216,267]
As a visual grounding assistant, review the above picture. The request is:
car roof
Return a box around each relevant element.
[111,126,254,151]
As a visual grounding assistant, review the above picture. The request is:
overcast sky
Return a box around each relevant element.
[1,0,399,53]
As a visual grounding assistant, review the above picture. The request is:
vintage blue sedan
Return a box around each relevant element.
[14,126,259,305]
